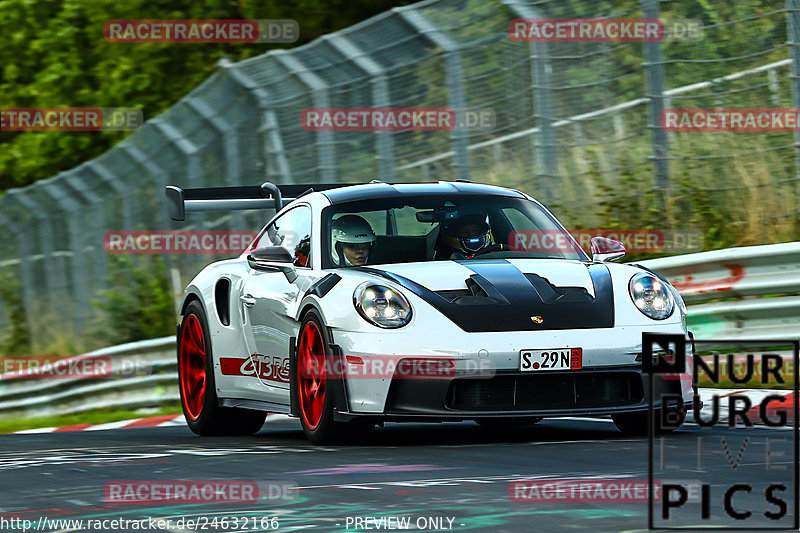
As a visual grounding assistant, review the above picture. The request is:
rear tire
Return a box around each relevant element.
[178,300,266,436]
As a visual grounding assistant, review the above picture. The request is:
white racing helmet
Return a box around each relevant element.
[331,215,376,265]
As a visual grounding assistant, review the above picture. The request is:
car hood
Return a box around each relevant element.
[349,259,614,332]
[369,259,596,295]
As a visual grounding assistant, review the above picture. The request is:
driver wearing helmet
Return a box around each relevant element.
[331,215,376,266]
[439,211,494,260]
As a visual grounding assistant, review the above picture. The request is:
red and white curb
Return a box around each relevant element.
[13,413,292,434]
[690,388,796,426]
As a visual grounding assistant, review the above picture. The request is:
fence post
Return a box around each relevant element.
[118,142,172,230]
[532,41,559,206]
[38,179,89,334]
[0,210,36,336]
[273,51,337,183]
[5,189,61,327]
[222,61,293,185]
[328,34,396,181]
[502,0,558,205]
[787,0,800,201]
[397,8,470,181]
[185,94,244,232]
[62,171,110,296]
[186,96,240,186]
[86,161,133,232]
[152,119,202,188]
[642,0,670,215]
[147,119,204,282]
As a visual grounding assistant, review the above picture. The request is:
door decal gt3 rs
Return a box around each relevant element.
[354,260,614,332]
[220,356,290,383]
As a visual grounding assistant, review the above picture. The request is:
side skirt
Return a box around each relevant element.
[219,398,292,414]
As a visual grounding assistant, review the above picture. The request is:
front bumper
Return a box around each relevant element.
[333,365,691,422]
[331,322,692,418]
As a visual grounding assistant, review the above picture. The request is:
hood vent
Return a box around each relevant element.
[524,273,593,304]
[465,277,488,297]
[435,289,471,303]
[435,274,511,305]
[437,273,590,306]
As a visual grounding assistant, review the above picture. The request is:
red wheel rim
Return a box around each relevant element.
[298,322,326,430]
[179,314,207,421]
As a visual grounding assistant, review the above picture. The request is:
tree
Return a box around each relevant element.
[0,0,412,192]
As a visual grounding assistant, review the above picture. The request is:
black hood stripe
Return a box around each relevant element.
[353,261,614,332]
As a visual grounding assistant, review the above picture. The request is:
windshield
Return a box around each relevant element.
[321,194,588,268]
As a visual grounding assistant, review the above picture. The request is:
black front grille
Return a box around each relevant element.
[447,371,643,411]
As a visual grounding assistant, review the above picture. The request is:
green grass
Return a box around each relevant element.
[0,402,182,434]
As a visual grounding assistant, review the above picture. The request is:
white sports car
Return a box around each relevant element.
[166,181,694,443]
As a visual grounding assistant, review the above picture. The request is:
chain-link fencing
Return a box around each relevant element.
[0,0,798,343]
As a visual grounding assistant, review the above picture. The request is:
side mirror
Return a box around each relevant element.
[247,246,298,283]
[591,236,625,263]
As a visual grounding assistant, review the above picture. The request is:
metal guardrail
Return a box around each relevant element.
[640,242,800,340]
[0,336,177,420]
[1,242,797,421]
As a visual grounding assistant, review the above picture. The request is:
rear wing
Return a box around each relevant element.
[165,182,350,221]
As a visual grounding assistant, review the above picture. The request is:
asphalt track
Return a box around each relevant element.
[0,418,796,533]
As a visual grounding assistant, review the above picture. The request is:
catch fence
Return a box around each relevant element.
[0,0,798,340]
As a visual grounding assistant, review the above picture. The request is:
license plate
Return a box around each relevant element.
[520,348,582,371]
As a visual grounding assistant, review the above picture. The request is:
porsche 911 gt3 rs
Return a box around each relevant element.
[166,180,694,443]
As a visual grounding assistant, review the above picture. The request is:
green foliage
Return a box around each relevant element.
[0,270,31,355]
[587,131,800,258]
[92,255,175,345]
[0,0,413,191]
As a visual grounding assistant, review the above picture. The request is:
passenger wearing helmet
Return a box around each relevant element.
[331,215,376,266]
[439,211,494,260]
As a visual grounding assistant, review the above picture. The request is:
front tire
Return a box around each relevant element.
[178,300,266,436]
[294,310,347,444]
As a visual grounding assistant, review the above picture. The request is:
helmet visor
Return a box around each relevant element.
[343,242,372,250]
[459,234,487,252]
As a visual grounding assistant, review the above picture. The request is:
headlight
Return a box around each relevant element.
[353,282,412,328]
[629,273,674,320]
